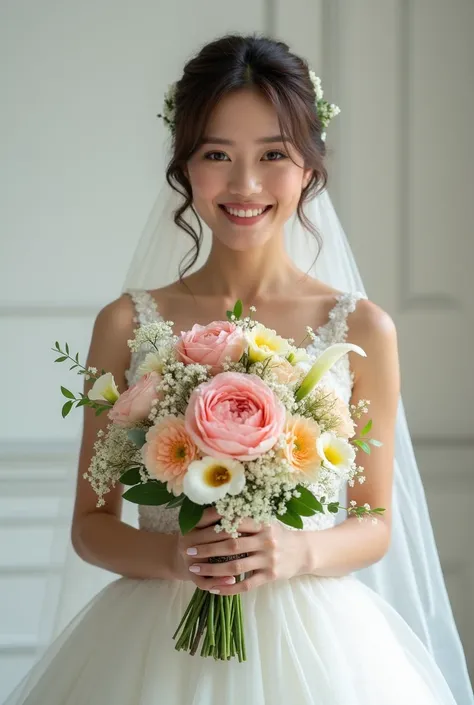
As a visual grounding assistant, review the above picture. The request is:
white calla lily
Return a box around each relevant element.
[295,343,366,401]
[183,456,246,505]
[88,372,120,404]
[316,432,356,472]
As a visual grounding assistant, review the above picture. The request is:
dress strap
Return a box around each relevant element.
[318,291,367,345]
[124,288,160,326]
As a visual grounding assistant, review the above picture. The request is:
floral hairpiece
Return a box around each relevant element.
[157,70,340,141]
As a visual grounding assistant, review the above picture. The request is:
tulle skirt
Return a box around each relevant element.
[5,573,457,705]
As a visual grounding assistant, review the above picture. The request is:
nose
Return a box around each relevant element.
[228,162,262,197]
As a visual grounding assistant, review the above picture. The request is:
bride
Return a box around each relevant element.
[5,32,473,705]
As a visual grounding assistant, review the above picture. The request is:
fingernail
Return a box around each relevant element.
[189,565,200,573]
[209,589,220,595]
[186,547,198,556]
[224,576,236,585]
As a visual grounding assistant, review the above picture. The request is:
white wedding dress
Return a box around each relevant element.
[4,289,460,705]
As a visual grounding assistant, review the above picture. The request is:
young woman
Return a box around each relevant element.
[5,33,471,705]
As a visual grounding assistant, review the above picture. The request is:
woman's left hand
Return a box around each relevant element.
[184,514,308,595]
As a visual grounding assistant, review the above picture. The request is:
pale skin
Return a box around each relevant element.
[72,87,400,595]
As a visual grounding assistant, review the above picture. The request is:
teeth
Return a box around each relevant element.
[223,206,268,218]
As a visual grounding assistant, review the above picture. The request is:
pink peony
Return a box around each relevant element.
[142,416,199,496]
[175,321,247,375]
[184,371,286,461]
[108,371,162,428]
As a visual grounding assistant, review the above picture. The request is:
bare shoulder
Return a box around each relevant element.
[93,292,137,337]
[350,297,397,341]
[347,297,399,382]
[85,293,138,381]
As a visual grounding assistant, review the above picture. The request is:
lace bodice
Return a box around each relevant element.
[124,288,367,535]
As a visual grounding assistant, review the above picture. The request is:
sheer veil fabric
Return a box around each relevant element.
[50,182,472,704]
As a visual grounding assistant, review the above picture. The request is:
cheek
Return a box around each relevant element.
[269,167,306,206]
[188,163,222,203]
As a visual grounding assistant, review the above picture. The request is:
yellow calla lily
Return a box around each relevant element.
[295,343,366,401]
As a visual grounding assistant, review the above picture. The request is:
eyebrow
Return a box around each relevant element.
[200,135,287,146]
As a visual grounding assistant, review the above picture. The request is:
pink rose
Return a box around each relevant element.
[108,371,161,428]
[176,321,247,375]
[184,371,286,461]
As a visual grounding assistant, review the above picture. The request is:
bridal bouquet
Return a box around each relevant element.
[53,299,384,662]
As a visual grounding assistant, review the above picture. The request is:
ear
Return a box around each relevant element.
[302,168,313,191]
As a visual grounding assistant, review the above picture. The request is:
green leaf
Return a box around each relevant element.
[55,341,60,350]
[369,439,383,447]
[127,428,148,448]
[167,494,185,508]
[61,400,73,418]
[122,482,173,506]
[287,497,316,517]
[65,342,69,355]
[295,485,324,513]
[233,299,243,320]
[75,352,80,363]
[327,502,340,514]
[277,507,304,530]
[179,497,204,534]
[75,398,89,407]
[360,419,372,436]
[55,356,67,363]
[353,439,371,454]
[119,467,142,485]
[69,364,78,371]
[61,386,75,399]
[226,310,233,321]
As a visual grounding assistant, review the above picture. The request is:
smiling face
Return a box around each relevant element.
[186,88,313,252]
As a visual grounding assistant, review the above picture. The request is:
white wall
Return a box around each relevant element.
[1,0,473,699]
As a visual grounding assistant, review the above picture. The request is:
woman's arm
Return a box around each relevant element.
[71,294,177,580]
[301,298,400,578]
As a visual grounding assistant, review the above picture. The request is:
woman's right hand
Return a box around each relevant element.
[173,507,238,591]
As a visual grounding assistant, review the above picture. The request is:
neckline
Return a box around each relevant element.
[140,289,355,352]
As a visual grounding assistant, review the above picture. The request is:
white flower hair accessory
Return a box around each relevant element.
[157,70,340,141]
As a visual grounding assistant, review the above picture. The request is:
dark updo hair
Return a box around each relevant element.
[164,33,329,280]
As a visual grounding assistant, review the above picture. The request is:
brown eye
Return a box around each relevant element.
[204,151,229,161]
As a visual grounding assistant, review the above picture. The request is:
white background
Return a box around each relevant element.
[1,0,473,699]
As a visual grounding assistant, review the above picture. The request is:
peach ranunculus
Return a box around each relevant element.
[319,386,355,439]
[142,416,199,495]
[282,414,322,482]
[268,357,304,385]
[175,321,247,375]
[108,371,162,428]
[184,371,286,461]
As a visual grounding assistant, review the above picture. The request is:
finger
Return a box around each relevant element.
[209,570,268,596]
[189,574,238,591]
[183,524,232,549]
[235,517,265,534]
[187,535,259,561]
[188,552,264,578]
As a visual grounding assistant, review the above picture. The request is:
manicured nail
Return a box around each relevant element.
[224,576,236,584]
[209,589,220,594]
[189,565,200,573]
[186,547,198,556]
